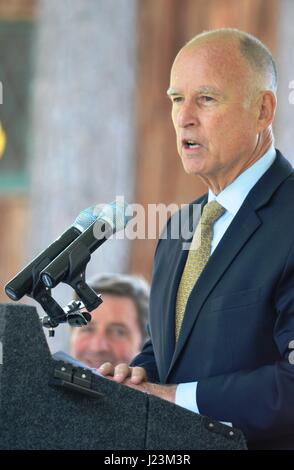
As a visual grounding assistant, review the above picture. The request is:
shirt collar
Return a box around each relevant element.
[208,146,276,215]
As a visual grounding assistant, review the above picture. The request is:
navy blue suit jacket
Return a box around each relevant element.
[131,150,294,449]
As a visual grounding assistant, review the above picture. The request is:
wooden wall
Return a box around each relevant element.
[129,0,279,282]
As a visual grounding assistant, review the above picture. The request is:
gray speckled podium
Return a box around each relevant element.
[0,304,247,450]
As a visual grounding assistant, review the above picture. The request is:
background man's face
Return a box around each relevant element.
[70,294,142,368]
[169,40,261,182]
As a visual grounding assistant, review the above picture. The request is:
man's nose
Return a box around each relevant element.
[88,332,110,351]
[177,102,199,128]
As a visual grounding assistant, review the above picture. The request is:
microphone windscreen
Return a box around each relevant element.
[93,200,132,233]
[73,206,100,232]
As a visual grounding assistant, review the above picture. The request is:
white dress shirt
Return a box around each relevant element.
[175,146,276,416]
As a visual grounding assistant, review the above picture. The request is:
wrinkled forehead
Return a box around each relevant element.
[170,40,253,93]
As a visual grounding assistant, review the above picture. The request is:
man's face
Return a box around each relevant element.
[168,41,262,183]
[70,294,142,368]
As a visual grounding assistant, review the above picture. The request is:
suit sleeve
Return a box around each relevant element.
[129,338,160,383]
[197,241,294,442]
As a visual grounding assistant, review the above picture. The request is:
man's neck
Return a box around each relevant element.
[200,130,274,195]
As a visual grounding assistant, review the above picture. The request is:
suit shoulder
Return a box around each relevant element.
[276,171,294,198]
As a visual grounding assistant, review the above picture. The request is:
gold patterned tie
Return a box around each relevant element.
[175,200,225,341]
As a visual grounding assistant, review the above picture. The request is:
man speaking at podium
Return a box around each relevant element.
[99,29,294,449]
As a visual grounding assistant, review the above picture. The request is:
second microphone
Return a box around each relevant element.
[41,201,131,288]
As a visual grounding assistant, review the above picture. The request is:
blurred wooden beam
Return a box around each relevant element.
[0,195,28,302]
[0,0,37,20]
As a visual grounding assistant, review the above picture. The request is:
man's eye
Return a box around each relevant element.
[171,96,183,103]
[109,326,128,338]
[199,95,215,103]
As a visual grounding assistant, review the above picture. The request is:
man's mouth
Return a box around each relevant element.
[182,139,202,149]
[79,353,117,368]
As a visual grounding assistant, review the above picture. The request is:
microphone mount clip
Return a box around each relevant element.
[26,252,102,337]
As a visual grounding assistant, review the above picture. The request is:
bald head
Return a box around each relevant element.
[184,28,277,94]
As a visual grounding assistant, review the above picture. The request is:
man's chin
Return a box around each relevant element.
[180,156,207,175]
[183,163,205,176]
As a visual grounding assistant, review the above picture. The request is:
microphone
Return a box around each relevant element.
[40,201,131,289]
[5,202,117,301]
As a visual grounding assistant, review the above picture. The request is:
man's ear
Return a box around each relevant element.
[257,91,277,132]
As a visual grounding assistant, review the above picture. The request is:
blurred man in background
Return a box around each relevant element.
[70,273,149,368]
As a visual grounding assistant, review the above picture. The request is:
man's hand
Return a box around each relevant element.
[98,362,176,404]
[98,362,147,384]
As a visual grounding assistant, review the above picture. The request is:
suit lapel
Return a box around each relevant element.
[165,150,293,381]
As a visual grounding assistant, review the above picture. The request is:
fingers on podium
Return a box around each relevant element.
[112,363,132,382]
[98,362,115,376]
[129,367,147,384]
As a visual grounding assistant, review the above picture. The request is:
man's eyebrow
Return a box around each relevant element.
[166,87,179,96]
[166,86,223,97]
[108,323,127,329]
[196,86,223,96]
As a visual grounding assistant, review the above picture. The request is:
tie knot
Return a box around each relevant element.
[201,200,225,226]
